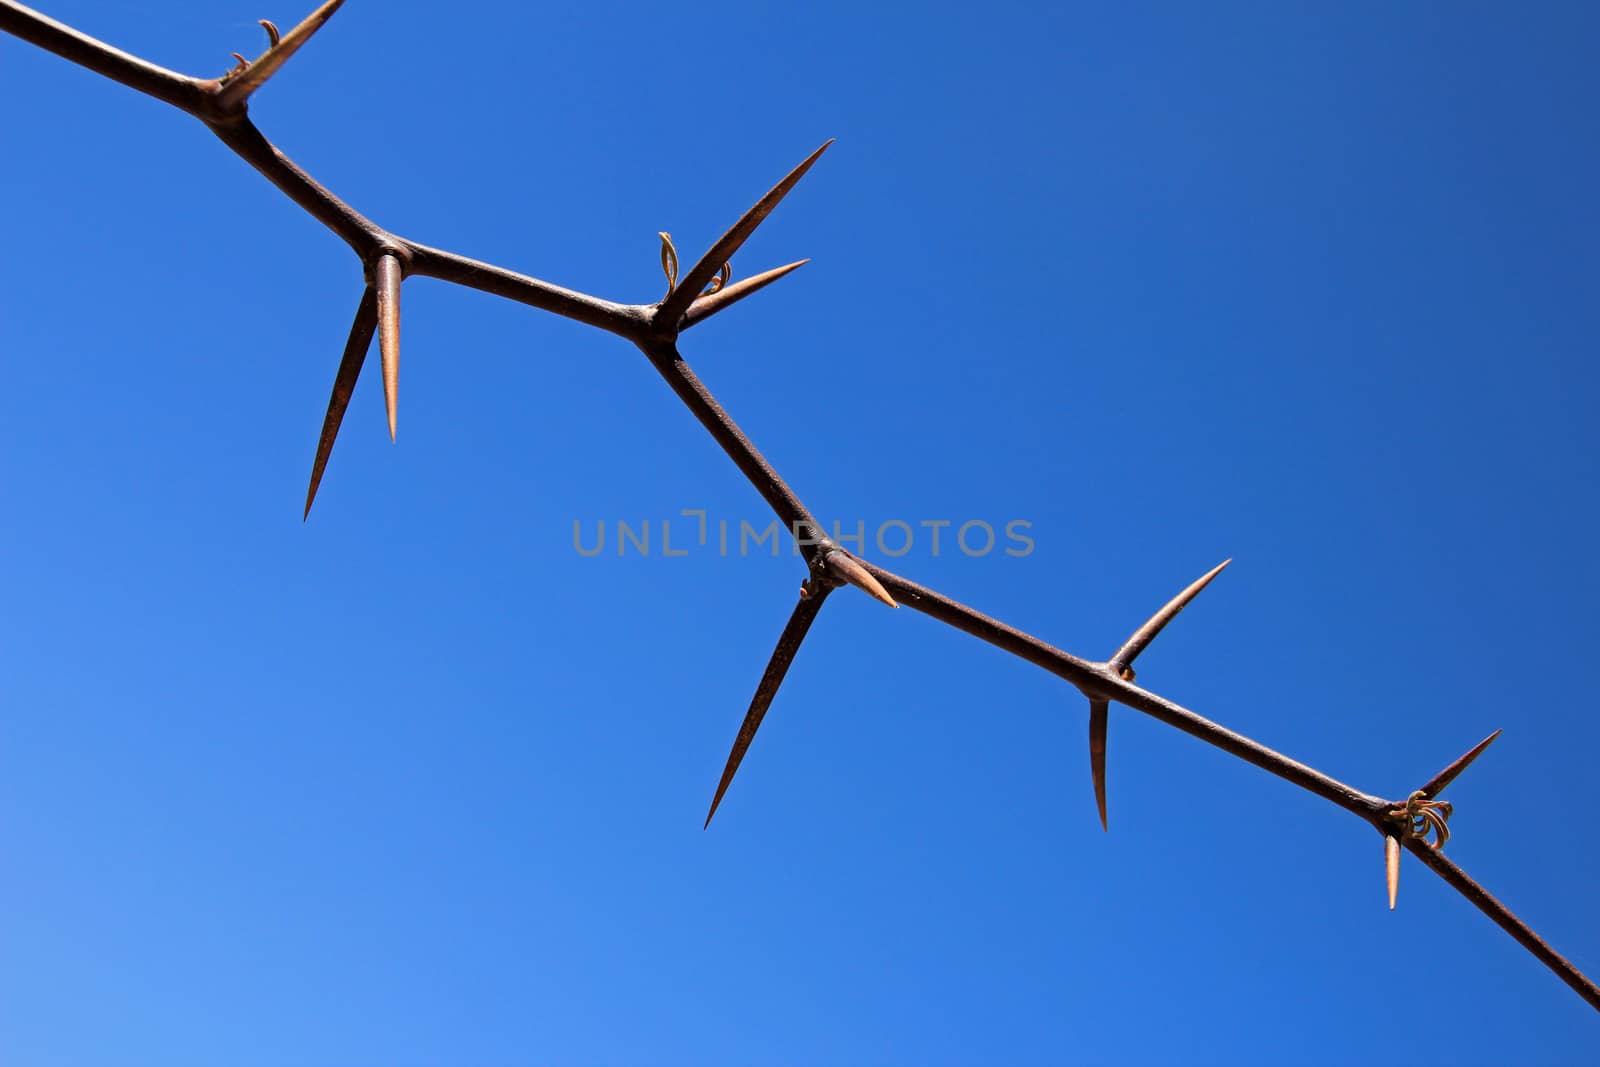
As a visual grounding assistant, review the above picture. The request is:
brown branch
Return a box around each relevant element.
[3,0,1595,1016]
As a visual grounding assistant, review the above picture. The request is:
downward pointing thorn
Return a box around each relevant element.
[1385,833,1401,910]
[375,253,402,442]
[1089,699,1109,832]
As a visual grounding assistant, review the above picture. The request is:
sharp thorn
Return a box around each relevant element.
[823,550,897,608]
[304,285,378,520]
[216,0,346,109]
[1109,558,1232,672]
[681,259,810,330]
[1418,729,1503,800]
[374,253,402,442]
[1385,833,1401,910]
[704,589,830,828]
[259,20,282,48]
[1089,699,1109,832]
[658,139,834,327]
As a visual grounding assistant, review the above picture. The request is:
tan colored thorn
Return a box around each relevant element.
[824,551,897,608]
[1385,833,1401,910]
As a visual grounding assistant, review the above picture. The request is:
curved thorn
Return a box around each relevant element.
[824,550,897,608]
[374,253,402,442]
[259,19,281,47]
[216,0,346,110]
[1418,729,1503,800]
[1386,833,1401,910]
[304,285,378,519]
[705,588,831,828]
[1089,699,1109,832]
[658,139,834,328]
[1109,559,1232,671]
[681,259,810,330]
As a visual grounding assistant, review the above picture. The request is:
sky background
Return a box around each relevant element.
[2,1,1598,1063]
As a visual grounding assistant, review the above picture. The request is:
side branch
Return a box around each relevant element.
[0,1,206,110]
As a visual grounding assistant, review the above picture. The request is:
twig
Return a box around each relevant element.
[2,0,1594,1016]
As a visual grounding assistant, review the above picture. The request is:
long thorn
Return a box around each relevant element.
[375,253,402,442]
[657,140,834,328]
[304,285,378,519]
[1418,729,1503,800]
[682,259,810,330]
[705,587,830,828]
[216,0,346,110]
[824,550,897,608]
[1109,559,1232,673]
[1386,833,1401,910]
[1089,699,1109,832]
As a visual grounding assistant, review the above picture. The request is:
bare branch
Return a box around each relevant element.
[0,1,204,110]
[2,2,1594,1017]
[1406,839,1600,1010]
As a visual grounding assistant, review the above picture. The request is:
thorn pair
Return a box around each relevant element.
[304,251,403,519]
[1383,729,1501,910]
[1089,559,1231,832]
[218,1,345,111]
[653,139,833,333]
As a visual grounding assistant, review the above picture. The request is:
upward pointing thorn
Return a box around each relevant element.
[1417,729,1503,801]
[1109,558,1232,673]
[216,0,347,111]
[656,140,834,329]
[374,253,402,442]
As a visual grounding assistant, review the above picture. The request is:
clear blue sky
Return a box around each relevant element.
[3,1,1598,1062]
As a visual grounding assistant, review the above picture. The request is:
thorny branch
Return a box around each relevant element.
[2,0,1595,1014]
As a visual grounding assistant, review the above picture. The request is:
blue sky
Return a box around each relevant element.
[2,1,1598,1062]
